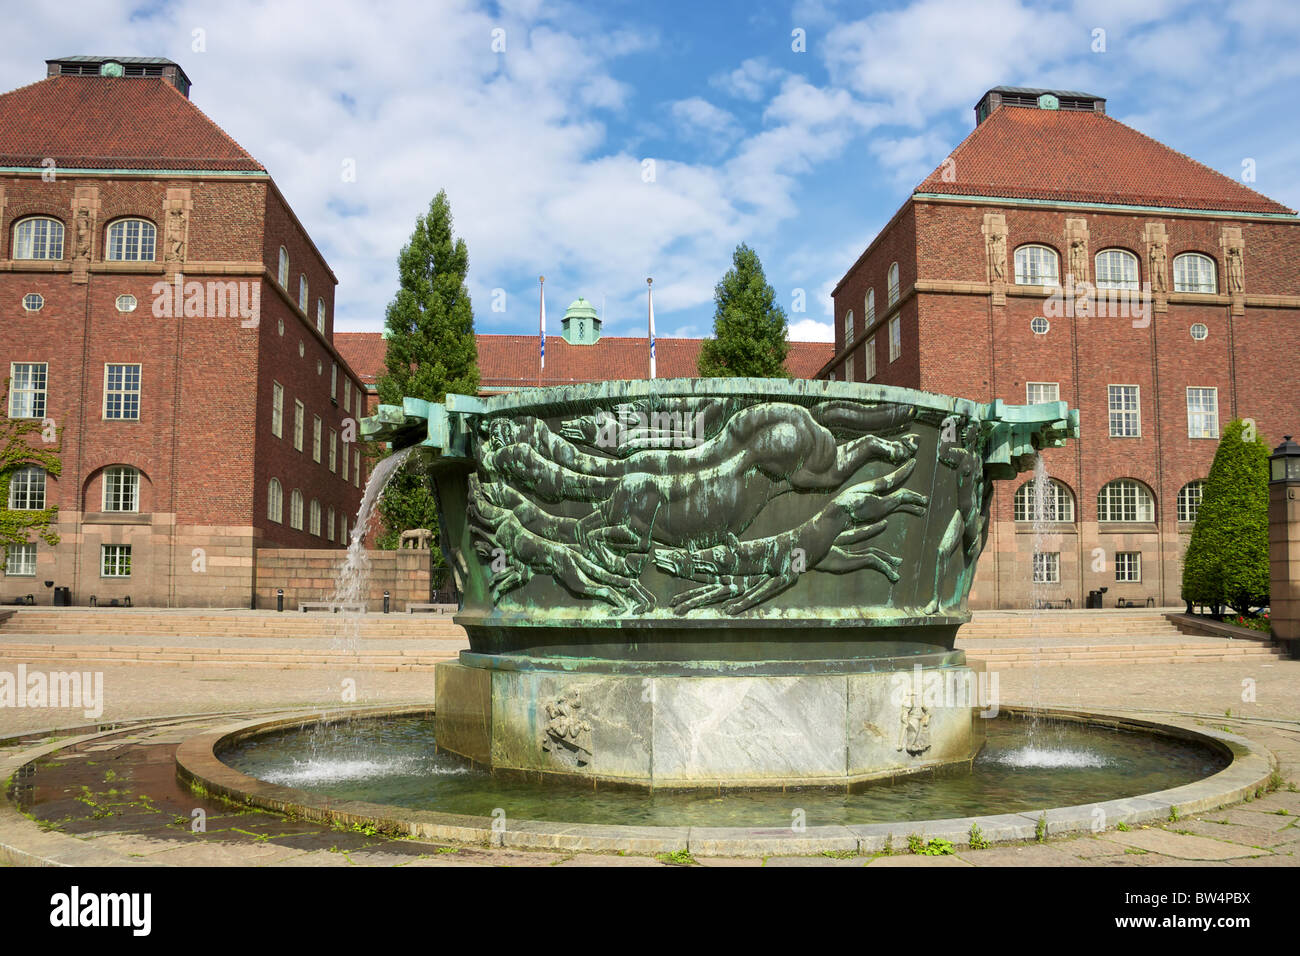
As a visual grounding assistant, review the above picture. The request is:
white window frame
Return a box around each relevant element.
[1115,551,1142,582]
[354,449,361,488]
[9,362,48,419]
[278,247,289,287]
[268,478,283,523]
[103,364,141,421]
[1173,253,1217,294]
[290,490,304,530]
[312,415,322,463]
[844,353,854,383]
[1014,479,1075,522]
[271,382,284,438]
[1014,244,1059,286]
[12,217,64,260]
[317,298,326,333]
[331,363,338,400]
[329,429,337,473]
[101,544,131,578]
[294,400,304,452]
[845,309,855,345]
[1032,551,1060,584]
[1026,382,1059,405]
[105,219,156,262]
[1186,387,1219,439]
[344,379,351,411]
[865,288,875,325]
[1107,384,1140,438]
[887,262,900,306]
[1095,249,1139,290]
[1177,480,1205,523]
[326,507,335,542]
[1098,479,1155,523]
[342,440,350,482]
[310,499,322,536]
[865,334,876,381]
[102,466,140,513]
[7,468,46,510]
[299,275,308,312]
[888,315,901,363]
[5,542,36,576]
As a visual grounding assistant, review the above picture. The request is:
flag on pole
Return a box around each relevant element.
[647,277,656,379]
[539,276,546,373]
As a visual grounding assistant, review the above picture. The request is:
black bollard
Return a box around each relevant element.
[277,588,284,612]
[383,590,390,614]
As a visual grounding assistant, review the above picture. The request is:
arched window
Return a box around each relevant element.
[102,466,140,512]
[1177,480,1206,523]
[1173,253,1216,293]
[8,467,46,510]
[1095,249,1138,290]
[267,478,283,523]
[887,262,900,305]
[845,309,855,344]
[298,275,308,312]
[316,298,326,333]
[310,499,322,536]
[1097,479,1155,522]
[865,288,875,325]
[1014,244,1059,285]
[289,489,304,530]
[278,247,289,287]
[1013,479,1075,522]
[105,219,156,261]
[12,217,64,260]
[326,507,335,542]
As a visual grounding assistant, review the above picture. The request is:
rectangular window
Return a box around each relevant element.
[342,440,349,481]
[888,316,901,363]
[103,468,139,512]
[1026,382,1059,405]
[1032,552,1059,584]
[331,363,338,401]
[844,354,854,383]
[865,335,876,381]
[1187,387,1219,439]
[5,542,36,576]
[312,416,322,463]
[8,468,46,510]
[354,449,361,488]
[1107,385,1140,437]
[9,363,48,419]
[294,400,304,452]
[101,544,131,578]
[104,364,141,420]
[1115,551,1141,582]
[344,379,351,411]
[329,429,337,473]
[271,382,284,438]
[355,390,363,421]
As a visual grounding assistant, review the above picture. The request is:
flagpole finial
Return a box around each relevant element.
[647,277,653,286]
[539,275,545,283]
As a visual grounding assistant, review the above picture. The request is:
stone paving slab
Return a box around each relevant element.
[866,854,974,866]
[1101,829,1268,860]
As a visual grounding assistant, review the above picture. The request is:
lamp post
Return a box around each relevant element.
[1267,436,1300,659]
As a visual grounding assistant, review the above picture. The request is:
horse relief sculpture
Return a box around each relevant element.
[466,396,931,616]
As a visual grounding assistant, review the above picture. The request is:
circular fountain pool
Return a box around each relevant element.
[216,710,1230,828]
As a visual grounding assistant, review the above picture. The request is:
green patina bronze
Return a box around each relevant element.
[361,378,1077,664]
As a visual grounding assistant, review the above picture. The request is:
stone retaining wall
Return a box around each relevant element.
[254,548,436,612]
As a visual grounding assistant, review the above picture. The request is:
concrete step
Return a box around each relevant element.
[0,642,453,670]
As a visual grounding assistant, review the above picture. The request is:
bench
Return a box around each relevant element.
[1116,597,1155,609]
[406,603,457,614]
[300,602,367,613]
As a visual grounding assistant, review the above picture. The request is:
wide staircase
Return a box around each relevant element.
[0,608,466,671]
[957,608,1284,668]
[0,607,1285,670]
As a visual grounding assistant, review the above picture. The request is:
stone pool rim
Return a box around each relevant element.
[173,704,1278,858]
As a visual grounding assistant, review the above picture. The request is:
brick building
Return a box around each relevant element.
[1,58,366,607]
[822,87,1300,609]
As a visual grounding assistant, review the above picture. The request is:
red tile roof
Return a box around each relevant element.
[0,75,263,171]
[915,106,1294,215]
[333,332,832,390]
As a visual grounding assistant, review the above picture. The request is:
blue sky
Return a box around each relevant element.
[7,0,1300,341]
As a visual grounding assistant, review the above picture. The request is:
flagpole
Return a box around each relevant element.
[538,275,545,387]
[647,277,656,379]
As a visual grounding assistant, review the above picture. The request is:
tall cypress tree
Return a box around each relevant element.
[373,190,479,553]
[697,243,790,378]
[1180,419,1270,618]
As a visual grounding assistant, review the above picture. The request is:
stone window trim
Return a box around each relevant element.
[11,216,65,260]
[1172,252,1218,294]
[1013,243,1061,286]
[104,218,157,262]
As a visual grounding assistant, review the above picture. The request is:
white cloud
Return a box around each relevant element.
[711,57,783,101]
[788,317,834,341]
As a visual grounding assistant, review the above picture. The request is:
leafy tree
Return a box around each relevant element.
[697,243,790,378]
[0,385,62,571]
[1181,419,1270,618]
[373,190,479,557]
